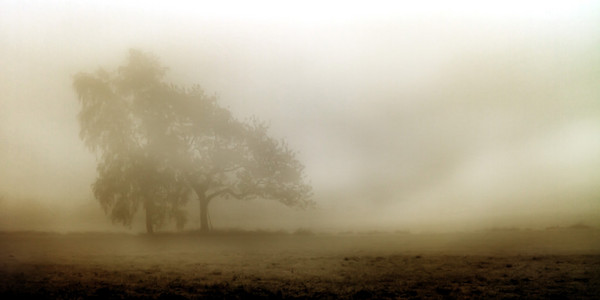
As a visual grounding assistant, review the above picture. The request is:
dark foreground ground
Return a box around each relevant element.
[1,229,599,299]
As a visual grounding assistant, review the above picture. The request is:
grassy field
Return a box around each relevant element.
[1,229,599,299]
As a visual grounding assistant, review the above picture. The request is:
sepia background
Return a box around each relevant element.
[1,1,599,233]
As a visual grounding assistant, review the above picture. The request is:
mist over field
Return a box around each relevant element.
[1,1,599,234]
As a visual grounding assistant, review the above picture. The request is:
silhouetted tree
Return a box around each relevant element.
[179,112,314,232]
[74,49,312,233]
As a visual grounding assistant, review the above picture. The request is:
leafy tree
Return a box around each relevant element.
[180,113,314,231]
[74,50,312,233]
[74,50,190,233]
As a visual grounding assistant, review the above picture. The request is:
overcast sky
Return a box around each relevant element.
[1,1,599,232]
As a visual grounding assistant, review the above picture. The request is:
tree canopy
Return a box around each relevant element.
[73,50,313,233]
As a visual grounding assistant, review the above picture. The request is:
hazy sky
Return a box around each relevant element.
[1,1,599,232]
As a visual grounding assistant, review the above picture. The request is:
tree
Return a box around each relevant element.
[181,114,314,232]
[74,49,312,233]
[74,50,190,233]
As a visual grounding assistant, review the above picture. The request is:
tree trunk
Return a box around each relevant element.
[145,204,154,234]
[191,182,210,233]
[199,196,210,232]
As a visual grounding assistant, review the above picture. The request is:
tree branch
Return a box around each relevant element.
[206,187,250,201]
[222,164,245,173]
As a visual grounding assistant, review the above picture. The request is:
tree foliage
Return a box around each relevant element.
[74,50,312,233]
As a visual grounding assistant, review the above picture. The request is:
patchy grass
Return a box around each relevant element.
[1,229,599,299]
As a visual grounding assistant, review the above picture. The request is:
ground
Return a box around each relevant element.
[1,229,599,299]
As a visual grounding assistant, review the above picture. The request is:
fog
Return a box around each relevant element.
[1,1,599,233]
